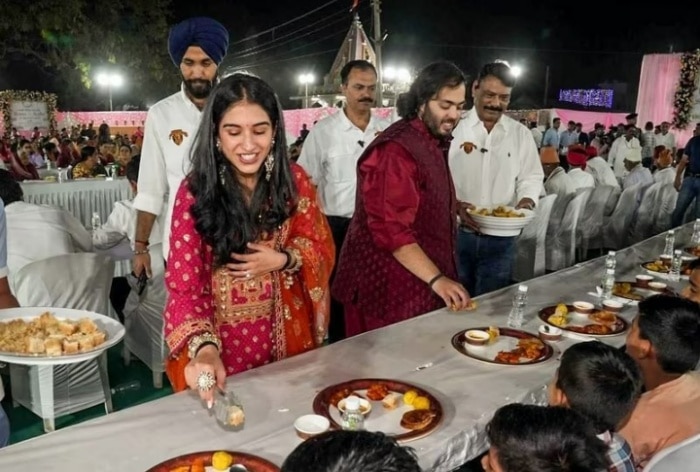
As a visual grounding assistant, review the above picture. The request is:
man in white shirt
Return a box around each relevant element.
[567,145,595,190]
[585,146,620,189]
[541,146,576,199]
[529,121,543,149]
[0,170,92,283]
[656,121,676,157]
[558,120,579,169]
[610,125,642,179]
[641,121,656,168]
[0,199,19,448]
[132,17,229,278]
[623,148,653,190]
[542,118,561,150]
[298,60,390,341]
[450,62,543,296]
[653,149,675,186]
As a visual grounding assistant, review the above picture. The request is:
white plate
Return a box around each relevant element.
[467,207,535,237]
[0,307,124,365]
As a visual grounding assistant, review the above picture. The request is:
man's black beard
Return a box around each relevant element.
[184,78,214,100]
[421,106,456,138]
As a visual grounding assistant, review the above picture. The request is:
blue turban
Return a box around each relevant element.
[168,17,229,66]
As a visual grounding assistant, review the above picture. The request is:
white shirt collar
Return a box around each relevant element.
[336,108,379,132]
[464,108,508,132]
[179,83,201,112]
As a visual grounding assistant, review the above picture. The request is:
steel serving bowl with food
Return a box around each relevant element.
[467,206,535,237]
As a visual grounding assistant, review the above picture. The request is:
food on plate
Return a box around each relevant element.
[0,312,106,355]
[400,409,436,430]
[190,457,205,472]
[645,261,667,273]
[382,392,401,410]
[403,390,418,406]
[589,310,618,325]
[168,466,190,472]
[212,451,234,471]
[329,388,353,407]
[412,396,431,410]
[568,324,614,335]
[366,383,390,401]
[613,283,643,301]
[487,326,500,342]
[547,304,569,327]
[450,299,478,311]
[495,338,546,364]
[687,246,700,257]
[472,206,525,218]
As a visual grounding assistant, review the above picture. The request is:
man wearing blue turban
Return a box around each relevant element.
[133,17,229,277]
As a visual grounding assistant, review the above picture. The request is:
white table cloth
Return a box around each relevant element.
[0,224,691,471]
[20,178,132,228]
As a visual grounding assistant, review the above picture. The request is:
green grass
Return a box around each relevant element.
[2,343,173,444]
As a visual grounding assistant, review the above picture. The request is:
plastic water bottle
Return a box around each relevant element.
[692,219,700,246]
[507,285,528,328]
[669,249,682,282]
[663,230,676,257]
[605,251,617,271]
[602,268,615,300]
[91,212,101,232]
[341,396,365,431]
[110,380,141,395]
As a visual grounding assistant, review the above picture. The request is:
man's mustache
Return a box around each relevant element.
[359,98,374,103]
[485,106,503,112]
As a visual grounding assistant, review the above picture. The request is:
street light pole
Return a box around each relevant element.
[372,0,383,106]
[108,85,113,112]
[543,65,550,108]
[304,82,309,109]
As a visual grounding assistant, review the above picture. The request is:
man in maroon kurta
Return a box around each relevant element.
[333,61,472,336]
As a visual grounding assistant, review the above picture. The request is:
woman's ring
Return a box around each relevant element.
[197,371,216,391]
[245,271,252,279]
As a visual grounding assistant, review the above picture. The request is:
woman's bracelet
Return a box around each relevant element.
[187,332,222,360]
[133,248,149,255]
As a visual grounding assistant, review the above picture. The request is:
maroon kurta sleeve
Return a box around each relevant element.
[359,141,420,252]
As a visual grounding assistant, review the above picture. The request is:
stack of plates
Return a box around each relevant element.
[467,207,535,237]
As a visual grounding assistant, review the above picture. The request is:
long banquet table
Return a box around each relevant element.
[20,178,133,228]
[0,224,691,471]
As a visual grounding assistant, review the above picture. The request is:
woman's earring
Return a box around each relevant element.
[264,153,275,181]
[264,139,276,181]
[215,139,221,151]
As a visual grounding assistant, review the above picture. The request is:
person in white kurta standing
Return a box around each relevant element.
[0,199,19,448]
[297,60,392,342]
[132,17,229,277]
[449,62,544,296]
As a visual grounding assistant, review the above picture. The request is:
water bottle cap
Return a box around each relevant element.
[608,251,616,256]
[674,249,682,255]
[344,396,360,410]
[518,284,528,293]
[606,268,615,274]
[668,230,675,235]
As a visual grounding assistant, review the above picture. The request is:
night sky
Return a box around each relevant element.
[3,0,699,112]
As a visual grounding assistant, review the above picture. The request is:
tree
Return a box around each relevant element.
[0,0,179,109]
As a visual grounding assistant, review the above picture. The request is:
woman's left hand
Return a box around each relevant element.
[227,242,287,279]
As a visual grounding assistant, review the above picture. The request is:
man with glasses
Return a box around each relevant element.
[334,61,472,337]
[449,61,543,296]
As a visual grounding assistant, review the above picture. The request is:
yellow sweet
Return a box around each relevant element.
[487,326,500,343]
[413,396,430,410]
[403,390,418,406]
[212,451,234,471]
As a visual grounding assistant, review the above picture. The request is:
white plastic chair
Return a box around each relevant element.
[577,185,617,260]
[546,188,592,271]
[122,244,168,388]
[603,183,649,250]
[9,253,116,432]
[513,194,557,282]
[651,184,678,235]
[643,433,700,472]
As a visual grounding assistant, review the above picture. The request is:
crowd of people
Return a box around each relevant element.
[1,14,699,472]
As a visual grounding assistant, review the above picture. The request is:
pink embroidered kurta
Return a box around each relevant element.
[164,163,335,386]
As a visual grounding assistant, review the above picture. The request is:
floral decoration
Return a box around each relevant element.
[672,49,700,130]
[0,90,58,138]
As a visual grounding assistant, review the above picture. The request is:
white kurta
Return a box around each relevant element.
[568,168,596,190]
[5,201,92,278]
[586,157,620,189]
[544,167,576,199]
[297,110,391,218]
[623,165,653,190]
[610,136,641,178]
[132,85,201,260]
[92,199,164,251]
[449,109,544,208]
[653,167,676,186]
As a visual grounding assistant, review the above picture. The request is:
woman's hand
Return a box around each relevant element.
[226,242,287,279]
[184,344,227,408]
